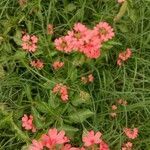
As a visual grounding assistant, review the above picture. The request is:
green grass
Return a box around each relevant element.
[0,0,150,149]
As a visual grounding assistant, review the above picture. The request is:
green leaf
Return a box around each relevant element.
[32,107,44,129]
[13,51,26,60]
[72,91,91,106]
[58,124,79,138]
[0,65,5,78]
[114,1,128,22]
[68,109,94,123]
[128,9,137,23]
[64,3,76,12]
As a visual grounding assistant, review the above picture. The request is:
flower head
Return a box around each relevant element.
[41,128,69,149]
[30,60,44,70]
[52,61,64,70]
[82,130,102,147]
[99,141,109,150]
[111,105,117,110]
[122,142,133,150]
[47,24,53,35]
[117,48,132,66]
[52,84,69,102]
[22,34,38,52]
[22,114,36,132]
[118,0,125,4]
[54,36,74,53]
[123,128,138,139]
[93,22,115,42]
[88,74,94,83]
[29,140,43,150]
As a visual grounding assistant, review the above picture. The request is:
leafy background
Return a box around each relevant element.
[0,0,150,149]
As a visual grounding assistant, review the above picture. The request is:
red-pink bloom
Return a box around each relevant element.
[117,48,132,66]
[111,105,117,110]
[123,128,138,139]
[52,84,69,102]
[54,36,74,53]
[52,61,64,70]
[62,144,85,150]
[117,99,127,106]
[47,24,53,35]
[122,142,133,150]
[30,60,44,70]
[82,130,102,147]
[118,0,125,4]
[99,141,109,150]
[22,114,36,132]
[41,128,69,149]
[88,74,94,82]
[110,112,117,118]
[67,23,89,51]
[29,140,43,150]
[22,34,38,52]
[93,22,115,42]
[80,31,101,59]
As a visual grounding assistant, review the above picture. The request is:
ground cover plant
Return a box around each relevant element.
[0,0,150,149]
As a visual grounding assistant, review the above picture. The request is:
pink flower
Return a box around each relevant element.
[52,61,64,70]
[31,35,38,44]
[67,23,88,51]
[30,60,44,70]
[41,128,69,149]
[21,34,38,52]
[110,112,117,118]
[22,114,36,132]
[62,145,85,150]
[122,142,133,150]
[88,74,94,82]
[99,141,109,150]
[93,22,115,42]
[118,0,125,4]
[123,128,138,139]
[111,105,117,110]
[117,99,127,106]
[29,140,43,150]
[82,130,102,147]
[117,48,132,66]
[54,36,74,53]
[61,144,72,150]
[52,84,69,102]
[47,24,53,35]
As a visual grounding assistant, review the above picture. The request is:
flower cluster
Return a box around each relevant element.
[30,60,44,70]
[29,129,109,150]
[22,34,38,52]
[117,99,127,106]
[122,142,133,150]
[123,128,138,139]
[117,48,132,66]
[54,22,115,59]
[110,98,128,118]
[82,130,109,150]
[22,114,36,132]
[121,128,138,150]
[81,74,94,84]
[52,61,64,70]
[52,84,69,102]
[29,128,69,150]
[110,105,118,118]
